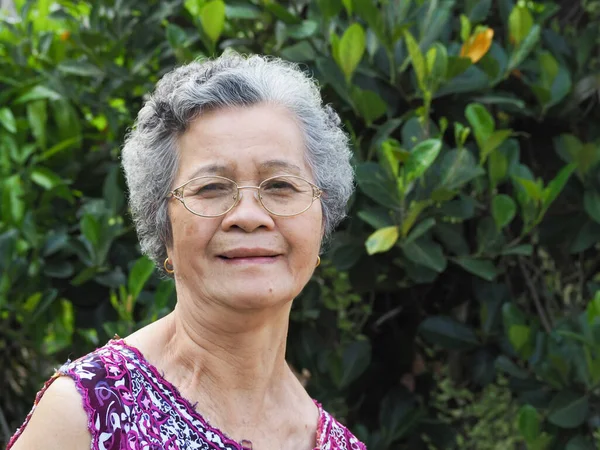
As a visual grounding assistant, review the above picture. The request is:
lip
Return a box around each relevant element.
[218,255,281,265]
[217,248,282,263]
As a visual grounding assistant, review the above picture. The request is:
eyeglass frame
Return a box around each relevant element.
[167,174,323,218]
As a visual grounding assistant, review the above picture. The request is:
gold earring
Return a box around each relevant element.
[315,256,321,267]
[164,257,174,274]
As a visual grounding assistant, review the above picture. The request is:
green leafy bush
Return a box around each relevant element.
[2,0,600,448]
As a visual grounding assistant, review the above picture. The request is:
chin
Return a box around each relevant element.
[221,280,296,309]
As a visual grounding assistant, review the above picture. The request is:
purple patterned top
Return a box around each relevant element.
[8,339,366,450]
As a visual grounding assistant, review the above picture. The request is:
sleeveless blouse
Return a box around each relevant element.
[7,339,366,450]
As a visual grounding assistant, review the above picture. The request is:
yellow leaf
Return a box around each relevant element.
[365,226,399,255]
[460,28,494,63]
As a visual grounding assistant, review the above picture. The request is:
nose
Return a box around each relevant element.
[220,187,275,232]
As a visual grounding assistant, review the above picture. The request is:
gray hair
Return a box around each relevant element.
[121,52,354,272]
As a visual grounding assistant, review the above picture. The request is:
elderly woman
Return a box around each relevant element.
[8,52,363,450]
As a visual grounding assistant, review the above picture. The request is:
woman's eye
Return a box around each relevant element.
[263,181,295,191]
[191,183,230,196]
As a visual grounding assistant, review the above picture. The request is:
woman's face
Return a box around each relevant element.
[168,104,323,310]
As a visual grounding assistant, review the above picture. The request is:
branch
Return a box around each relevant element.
[518,256,552,333]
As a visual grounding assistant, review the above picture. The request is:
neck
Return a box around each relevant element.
[151,289,298,422]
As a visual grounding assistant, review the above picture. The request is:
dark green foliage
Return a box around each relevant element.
[2,0,600,448]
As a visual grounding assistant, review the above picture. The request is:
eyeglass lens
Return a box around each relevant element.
[182,176,315,216]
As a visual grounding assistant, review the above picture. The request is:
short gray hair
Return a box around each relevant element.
[121,52,354,272]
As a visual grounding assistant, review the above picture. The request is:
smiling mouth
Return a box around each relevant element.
[217,255,280,264]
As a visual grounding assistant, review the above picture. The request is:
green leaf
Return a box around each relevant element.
[404,139,442,183]
[501,244,533,256]
[80,214,101,248]
[263,1,301,24]
[405,218,436,245]
[365,226,399,255]
[419,316,479,350]
[508,5,533,46]
[508,324,531,354]
[338,23,366,82]
[492,194,516,229]
[44,261,74,279]
[401,200,431,236]
[58,60,104,77]
[330,32,341,67]
[488,149,508,190]
[481,129,512,163]
[184,0,206,16]
[200,0,226,44]
[15,85,62,103]
[438,149,485,190]
[280,41,316,62]
[515,177,543,202]
[446,56,472,80]
[460,14,471,42]
[27,100,48,150]
[379,139,404,178]
[570,221,600,254]
[402,237,447,272]
[351,86,386,125]
[356,162,401,209]
[128,256,155,301]
[404,30,427,93]
[426,43,448,91]
[286,20,318,39]
[495,355,529,379]
[542,163,576,212]
[340,340,371,387]
[554,134,600,176]
[166,23,187,48]
[0,107,16,133]
[586,291,600,324]
[103,165,124,213]
[583,191,600,223]
[465,103,494,151]
[354,0,386,44]
[341,0,352,15]
[508,24,541,71]
[225,3,261,19]
[548,391,589,429]
[518,405,540,443]
[317,0,343,21]
[454,257,498,281]
[2,174,25,225]
[468,0,492,22]
[357,207,394,229]
[30,167,63,190]
[71,266,98,286]
[538,50,559,88]
[566,435,595,450]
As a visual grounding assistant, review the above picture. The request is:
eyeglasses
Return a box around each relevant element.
[168,174,322,217]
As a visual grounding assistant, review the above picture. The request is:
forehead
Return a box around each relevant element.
[176,104,310,182]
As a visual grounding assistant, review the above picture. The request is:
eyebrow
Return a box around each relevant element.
[259,160,304,176]
[187,159,305,179]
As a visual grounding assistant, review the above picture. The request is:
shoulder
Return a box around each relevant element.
[8,376,91,450]
[317,406,367,450]
[8,341,134,450]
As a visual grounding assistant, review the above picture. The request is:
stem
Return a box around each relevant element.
[518,256,552,333]
[423,93,432,138]
[387,48,396,85]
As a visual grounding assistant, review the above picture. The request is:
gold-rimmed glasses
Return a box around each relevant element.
[168,174,322,217]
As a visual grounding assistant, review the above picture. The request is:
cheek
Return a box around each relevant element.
[287,212,323,258]
[169,213,215,259]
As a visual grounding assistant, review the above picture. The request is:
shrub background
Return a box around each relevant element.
[2,0,600,448]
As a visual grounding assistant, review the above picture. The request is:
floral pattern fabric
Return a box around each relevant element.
[8,339,366,450]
